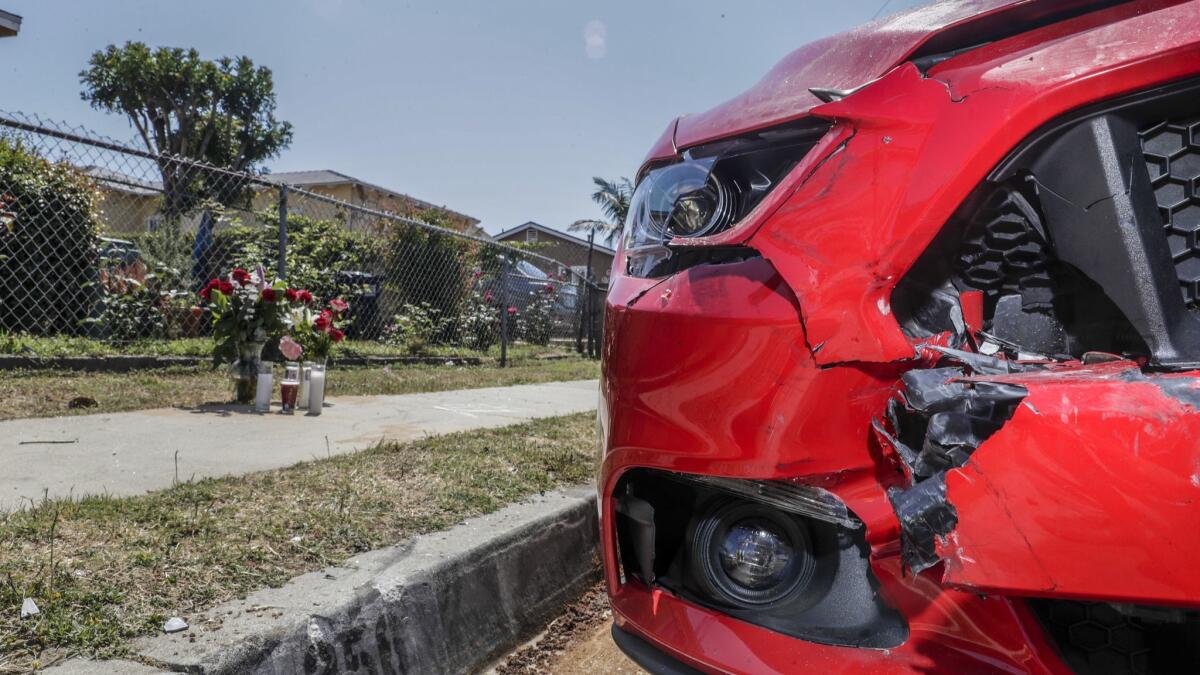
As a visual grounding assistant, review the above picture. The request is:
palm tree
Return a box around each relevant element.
[569,176,633,247]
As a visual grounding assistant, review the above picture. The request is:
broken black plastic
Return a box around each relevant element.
[888,475,957,574]
[882,354,1027,572]
[615,490,657,584]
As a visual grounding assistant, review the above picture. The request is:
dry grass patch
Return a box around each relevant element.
[0,412,596,672]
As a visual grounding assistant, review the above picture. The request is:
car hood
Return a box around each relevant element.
[670,0,1121,151]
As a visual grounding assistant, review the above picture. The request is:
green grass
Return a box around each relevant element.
[0,412,597,672]
[0,357,599,421]
[0,333,578,364]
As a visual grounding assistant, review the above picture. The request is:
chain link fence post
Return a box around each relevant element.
[498,255,510,367]
[277,185,289,280]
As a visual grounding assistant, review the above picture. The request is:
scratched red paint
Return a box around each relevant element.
[600,1,1200,672]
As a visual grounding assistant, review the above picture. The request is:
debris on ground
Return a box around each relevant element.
[67,396,98,410]
[163,617,188,633]
[20,598,39,618]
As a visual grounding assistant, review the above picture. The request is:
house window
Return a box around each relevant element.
[525,229,538,243]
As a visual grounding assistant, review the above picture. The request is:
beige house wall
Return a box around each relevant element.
[94,190,161,236]
[252,183,479,235]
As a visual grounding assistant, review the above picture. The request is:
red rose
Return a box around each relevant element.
[507,306,518,315]
[313,315,331,332]
[484,291,494,303]
[329,298,349,313]
[297,290,314,303]
[285,288,299,302]
[231,268,251,285]
[190,305,203,317]
[330,328,345,343]
[199,279,219,301]
[544,283,555,292]
[261,288,278,302]
[218,280,235,296]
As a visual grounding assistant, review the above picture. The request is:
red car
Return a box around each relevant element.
[598,1,1200,673]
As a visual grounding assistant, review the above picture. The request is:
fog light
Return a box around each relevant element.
[692,500,815,606]
[720,518,794,590]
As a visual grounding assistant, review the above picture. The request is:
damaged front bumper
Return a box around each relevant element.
[600,4,1200,673]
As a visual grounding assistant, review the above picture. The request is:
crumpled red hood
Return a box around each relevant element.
[670,0,1115,150]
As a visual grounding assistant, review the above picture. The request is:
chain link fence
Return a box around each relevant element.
[0,112,605,360]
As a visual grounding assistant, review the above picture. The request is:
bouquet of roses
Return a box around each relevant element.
[197,266,295,367]
[286,296,348,362]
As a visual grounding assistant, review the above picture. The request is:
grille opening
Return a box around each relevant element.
[1031,599,1200,675]
[1139,116,1200,308]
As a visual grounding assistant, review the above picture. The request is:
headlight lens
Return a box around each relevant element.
[624,121,828,277]
[692,499,816,606]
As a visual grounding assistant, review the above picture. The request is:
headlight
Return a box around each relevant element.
[691,499,816,606]
[624,121,828,277]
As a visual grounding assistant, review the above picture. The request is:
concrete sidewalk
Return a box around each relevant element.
[0,379,597,509]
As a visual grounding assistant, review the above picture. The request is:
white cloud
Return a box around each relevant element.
[584,19,607,59]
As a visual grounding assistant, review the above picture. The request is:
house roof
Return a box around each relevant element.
[261,169,479,226]
[494,221,617,255]
[82,166,162,197]
[0,10,21,37]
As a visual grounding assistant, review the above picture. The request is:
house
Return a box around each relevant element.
[0,10,20,37]
[83,166,163,234]
[493,221,616,284]
[258,170,486,237]
[80,165,484,240]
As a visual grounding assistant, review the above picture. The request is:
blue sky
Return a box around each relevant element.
[0,0,924,235]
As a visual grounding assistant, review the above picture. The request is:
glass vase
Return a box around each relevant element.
[231,334,267,404]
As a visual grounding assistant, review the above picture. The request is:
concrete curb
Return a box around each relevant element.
[0,354,481,372]
[108,486,599,674]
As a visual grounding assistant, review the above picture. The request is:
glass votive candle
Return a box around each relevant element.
[280,361,300,414]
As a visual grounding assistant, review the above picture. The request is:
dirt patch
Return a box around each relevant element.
[492,582,646,675]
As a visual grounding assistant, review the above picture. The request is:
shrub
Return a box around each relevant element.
[0,139,103,335]
[379,213,471,331]
[82,256,196,341]
[457,284,499,352]
[382,302,445,355]
[210,209,374,303]
[519,283,557,345]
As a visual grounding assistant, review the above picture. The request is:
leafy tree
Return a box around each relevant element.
[79,42,293,216]
[568,176,633,246]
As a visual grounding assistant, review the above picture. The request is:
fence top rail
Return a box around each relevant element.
[0,110,603,290]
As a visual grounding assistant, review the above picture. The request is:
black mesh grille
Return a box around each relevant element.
[1139,118,1200,307]
[1031,599,1200,675]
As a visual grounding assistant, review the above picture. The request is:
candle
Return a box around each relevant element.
[298,363,312,409]
[306,365,326,416]
[280,362,300,414]
[254,362,273,413]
